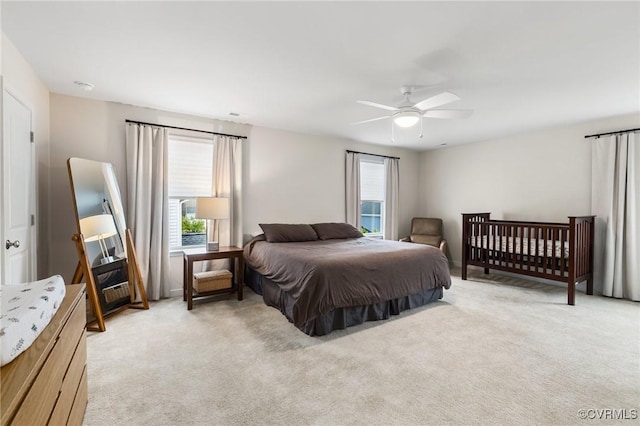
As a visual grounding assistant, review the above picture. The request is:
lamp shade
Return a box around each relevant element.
[79,214,118,242]
[196,197,230,220]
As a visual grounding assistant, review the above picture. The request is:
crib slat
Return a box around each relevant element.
[493,223,497,265]
[512,225,517,270]
[498,223,501,267]
[577,223,582,276]
[533,227,540,271]
[584,221,588,275]
[520,225,525,271]
[507,225,512,269]
[518,225,523,271]
[473,219,478,258]
[543,229,548,275]
[580,221,583,276]
[530,226,534,272]
[559,228,565,278]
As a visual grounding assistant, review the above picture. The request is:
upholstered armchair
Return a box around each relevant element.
[400,217,447,255]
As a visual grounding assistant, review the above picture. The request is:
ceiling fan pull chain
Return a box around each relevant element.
[419,116,424,139]
[391,120,395,143]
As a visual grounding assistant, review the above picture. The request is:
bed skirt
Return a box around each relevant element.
[245,266,444,336]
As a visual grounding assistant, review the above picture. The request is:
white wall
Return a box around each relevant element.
[1,33,50,278]
[244,126,419,238]
[49,95,420,295]
[49,93,250,285]
[418,113,639,269]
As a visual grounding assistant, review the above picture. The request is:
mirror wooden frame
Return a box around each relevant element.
[67,158,149,332]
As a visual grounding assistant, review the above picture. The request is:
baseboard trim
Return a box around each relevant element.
[169,288,183,298]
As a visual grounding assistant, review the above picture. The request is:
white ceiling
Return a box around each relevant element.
[2,1,639,150]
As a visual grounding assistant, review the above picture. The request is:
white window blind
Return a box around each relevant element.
[360,157,385,237]
[168,198,181,249]
[168,136,214,197]
[360,160,384,201]
[167,135,215,250]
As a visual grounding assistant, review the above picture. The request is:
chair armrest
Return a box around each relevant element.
[439,239,448,256]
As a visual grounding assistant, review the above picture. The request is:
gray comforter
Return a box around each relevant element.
[244,237,451,327]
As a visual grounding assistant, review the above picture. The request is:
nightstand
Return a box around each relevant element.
[182,246,244,310]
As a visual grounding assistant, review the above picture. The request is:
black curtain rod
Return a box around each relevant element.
[125,119,247,139]
[584,127,640,139]
[346,150,400,160]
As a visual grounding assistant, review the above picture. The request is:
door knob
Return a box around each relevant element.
[5,240,20,250]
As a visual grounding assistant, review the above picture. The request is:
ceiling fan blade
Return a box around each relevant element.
[423,109,473,119]
[356,100,398,111]
[351,116,390,125]
[413,91,460,111]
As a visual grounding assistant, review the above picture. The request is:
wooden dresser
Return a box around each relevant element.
[1,284,88,426]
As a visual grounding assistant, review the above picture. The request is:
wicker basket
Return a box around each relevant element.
[103,282,130,304]
[193,269,233,293]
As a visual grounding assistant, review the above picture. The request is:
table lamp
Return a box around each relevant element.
[196,197,230,251]
[79,214,118,264]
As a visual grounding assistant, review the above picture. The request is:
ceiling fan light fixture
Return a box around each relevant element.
[393,111,420,128]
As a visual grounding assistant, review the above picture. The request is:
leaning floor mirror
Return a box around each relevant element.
[67,157,149,332]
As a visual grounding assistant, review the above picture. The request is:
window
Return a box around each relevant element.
[360,157,385,238]
[168,135,215,250]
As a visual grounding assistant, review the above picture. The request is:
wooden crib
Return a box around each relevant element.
[461,213,595,305]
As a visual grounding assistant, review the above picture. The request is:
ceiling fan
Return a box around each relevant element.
[353,87,473,140]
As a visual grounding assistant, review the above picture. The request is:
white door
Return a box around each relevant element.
[2,84,35,285]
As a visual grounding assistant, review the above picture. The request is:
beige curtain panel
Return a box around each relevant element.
[212,135,243,248]
[384,157,399,240]
[591,131,639,301]
[345,152,361,229]
[126,123,171,300]
[204,135,243,272]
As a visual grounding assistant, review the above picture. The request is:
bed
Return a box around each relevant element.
[461,213,595,305]
[0,275,67,366]
[244,223,451,336]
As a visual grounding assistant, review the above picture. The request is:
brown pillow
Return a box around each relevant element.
[258,223,318,243]
[311,223,363,240]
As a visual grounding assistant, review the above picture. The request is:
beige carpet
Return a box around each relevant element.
[83,270,639,425]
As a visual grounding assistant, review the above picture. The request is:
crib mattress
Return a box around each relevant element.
[0,275,66,366]
[470,235,569,258]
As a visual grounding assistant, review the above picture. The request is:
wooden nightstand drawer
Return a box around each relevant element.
[67,366,88,426]
[49,332,87,425]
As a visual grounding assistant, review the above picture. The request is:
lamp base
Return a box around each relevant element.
[99,256,116,265]
[206,241,219,251]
